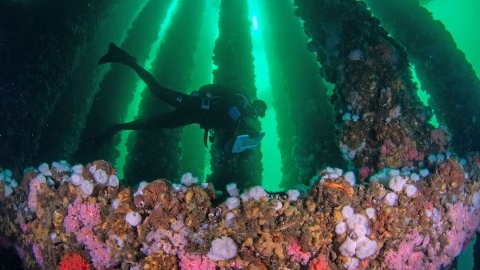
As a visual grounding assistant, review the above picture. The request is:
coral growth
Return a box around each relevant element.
[58,253,90,270]
[0,158,479,269]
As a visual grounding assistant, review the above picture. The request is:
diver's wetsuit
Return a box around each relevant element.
[96,43,253,141]
[116,82,249,131]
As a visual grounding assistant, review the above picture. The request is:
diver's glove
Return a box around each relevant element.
[246,127,260,138]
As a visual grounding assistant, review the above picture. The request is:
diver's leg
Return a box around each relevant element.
[126,63,194,109]
[116,110,197,131]
[98,43,191,108]
[92,110,197,146]
[98,43,166,99]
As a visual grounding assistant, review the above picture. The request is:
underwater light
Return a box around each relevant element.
[248,0,282,191]
[252,16,259,31]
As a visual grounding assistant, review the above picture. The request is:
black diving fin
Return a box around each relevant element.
[98,43,137,65]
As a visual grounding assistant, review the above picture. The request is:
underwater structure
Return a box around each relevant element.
[122,0,206,184]
[258,0,343,189]
[294,0,440,176]
[0,0,479,269]
[207,0,263,194]
[364,0,480,156]
[75,0,176,175]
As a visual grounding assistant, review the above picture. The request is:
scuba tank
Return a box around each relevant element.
[191,86,263,152]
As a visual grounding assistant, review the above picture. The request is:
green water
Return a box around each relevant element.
[426,0,480,76]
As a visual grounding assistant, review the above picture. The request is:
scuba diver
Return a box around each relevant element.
[94,43,267,152]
